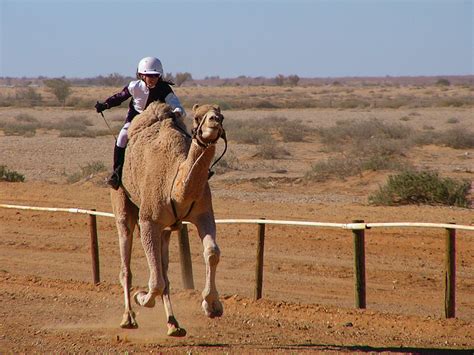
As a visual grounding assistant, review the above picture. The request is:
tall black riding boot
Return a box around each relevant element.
[107,145,125,190]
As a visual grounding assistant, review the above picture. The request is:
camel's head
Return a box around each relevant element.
[192,104,225,146]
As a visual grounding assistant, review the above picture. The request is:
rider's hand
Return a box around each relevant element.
[172,107,183,118]
[95,101,108,113]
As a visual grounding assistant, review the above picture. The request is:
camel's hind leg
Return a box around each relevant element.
[112,190,139,329]
[160,230,186,337]
[194,212,223,318]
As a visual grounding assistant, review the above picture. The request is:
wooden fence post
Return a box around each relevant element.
[254,218,266,300]
[352,219,366,309]
[445,225,456,318]
[178,224,195,289]
[89,210,100,285]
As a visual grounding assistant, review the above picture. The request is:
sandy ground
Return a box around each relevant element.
[1,105,473,353]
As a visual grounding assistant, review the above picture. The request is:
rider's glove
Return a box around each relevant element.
[95,101,108,113]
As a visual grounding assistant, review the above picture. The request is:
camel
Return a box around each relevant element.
[110,102,225,336]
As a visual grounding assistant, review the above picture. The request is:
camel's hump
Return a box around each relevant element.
[128,102,185,140]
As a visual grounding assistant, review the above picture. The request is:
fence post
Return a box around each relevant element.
[352,219,366,309]
[89,210,100,285]
[445,225,456,318]
[254,218,266,300]
[178,224,194,289]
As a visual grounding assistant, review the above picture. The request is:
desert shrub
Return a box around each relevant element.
[1,114,41,136]
[446,117,459,124]
[15,113,39,123]
[437,98,467,107]
[439,128,474,149]
[45,115,96,137]
[225,118,269,144]
[59,129,97,138]
[317,119,411,151]
[3,122,38,137]
[410,131,440,145]
[369,170,470,207]
[305,150,409,182]
[305,156,360,181]
[15,87,42,107]
[67,161,106,183]
[339,99,370,109]
[382,97,411,109]
[226,116,313,145]
[255,100,278,109]
[67,96,97,109]
[255,140,290,160]
[213,150,245,173]
[271,117,313,142]
[0,165,25,182]
[306,119,414,181]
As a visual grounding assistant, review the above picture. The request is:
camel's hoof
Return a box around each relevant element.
[202,299,224,318]
[167,325,187,337]
[120,310,138,329]
[133,291,156,308]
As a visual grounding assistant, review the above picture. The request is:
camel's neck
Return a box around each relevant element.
[172,140,216,202]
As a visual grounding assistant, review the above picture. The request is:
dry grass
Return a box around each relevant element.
[0,83,473,110]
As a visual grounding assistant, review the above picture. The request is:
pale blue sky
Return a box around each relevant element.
[0,0,472,79]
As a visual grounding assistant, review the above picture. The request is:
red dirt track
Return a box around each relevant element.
[1,104,473,352]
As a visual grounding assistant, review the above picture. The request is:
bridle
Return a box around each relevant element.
[190,110,227,179]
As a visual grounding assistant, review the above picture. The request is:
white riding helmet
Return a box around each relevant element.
[137,56,163,76]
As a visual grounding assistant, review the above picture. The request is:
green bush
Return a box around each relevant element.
[0,165,25,182]
[369,170,470,207]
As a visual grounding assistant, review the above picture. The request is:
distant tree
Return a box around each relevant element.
[287,74,300,86]
[43,78,72,105]
[436,78,451,86]
[175,72,193,86]
[102,73,126,86]
[275,74,285,86]
[164,72,175,83]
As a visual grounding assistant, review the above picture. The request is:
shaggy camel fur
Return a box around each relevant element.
[110,102,225,336]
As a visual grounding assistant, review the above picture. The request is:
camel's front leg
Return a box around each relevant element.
[114,205,138,329]
[160,230,186,337]
[133,219,164,308]
[195,213,223,318]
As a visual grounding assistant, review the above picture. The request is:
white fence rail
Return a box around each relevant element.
[1,202,473,319]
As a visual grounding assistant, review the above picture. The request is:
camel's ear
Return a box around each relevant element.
[213,105,221,113]
[192,104,200,112]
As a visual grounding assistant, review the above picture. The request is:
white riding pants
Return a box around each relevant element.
[116,122,130,148]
